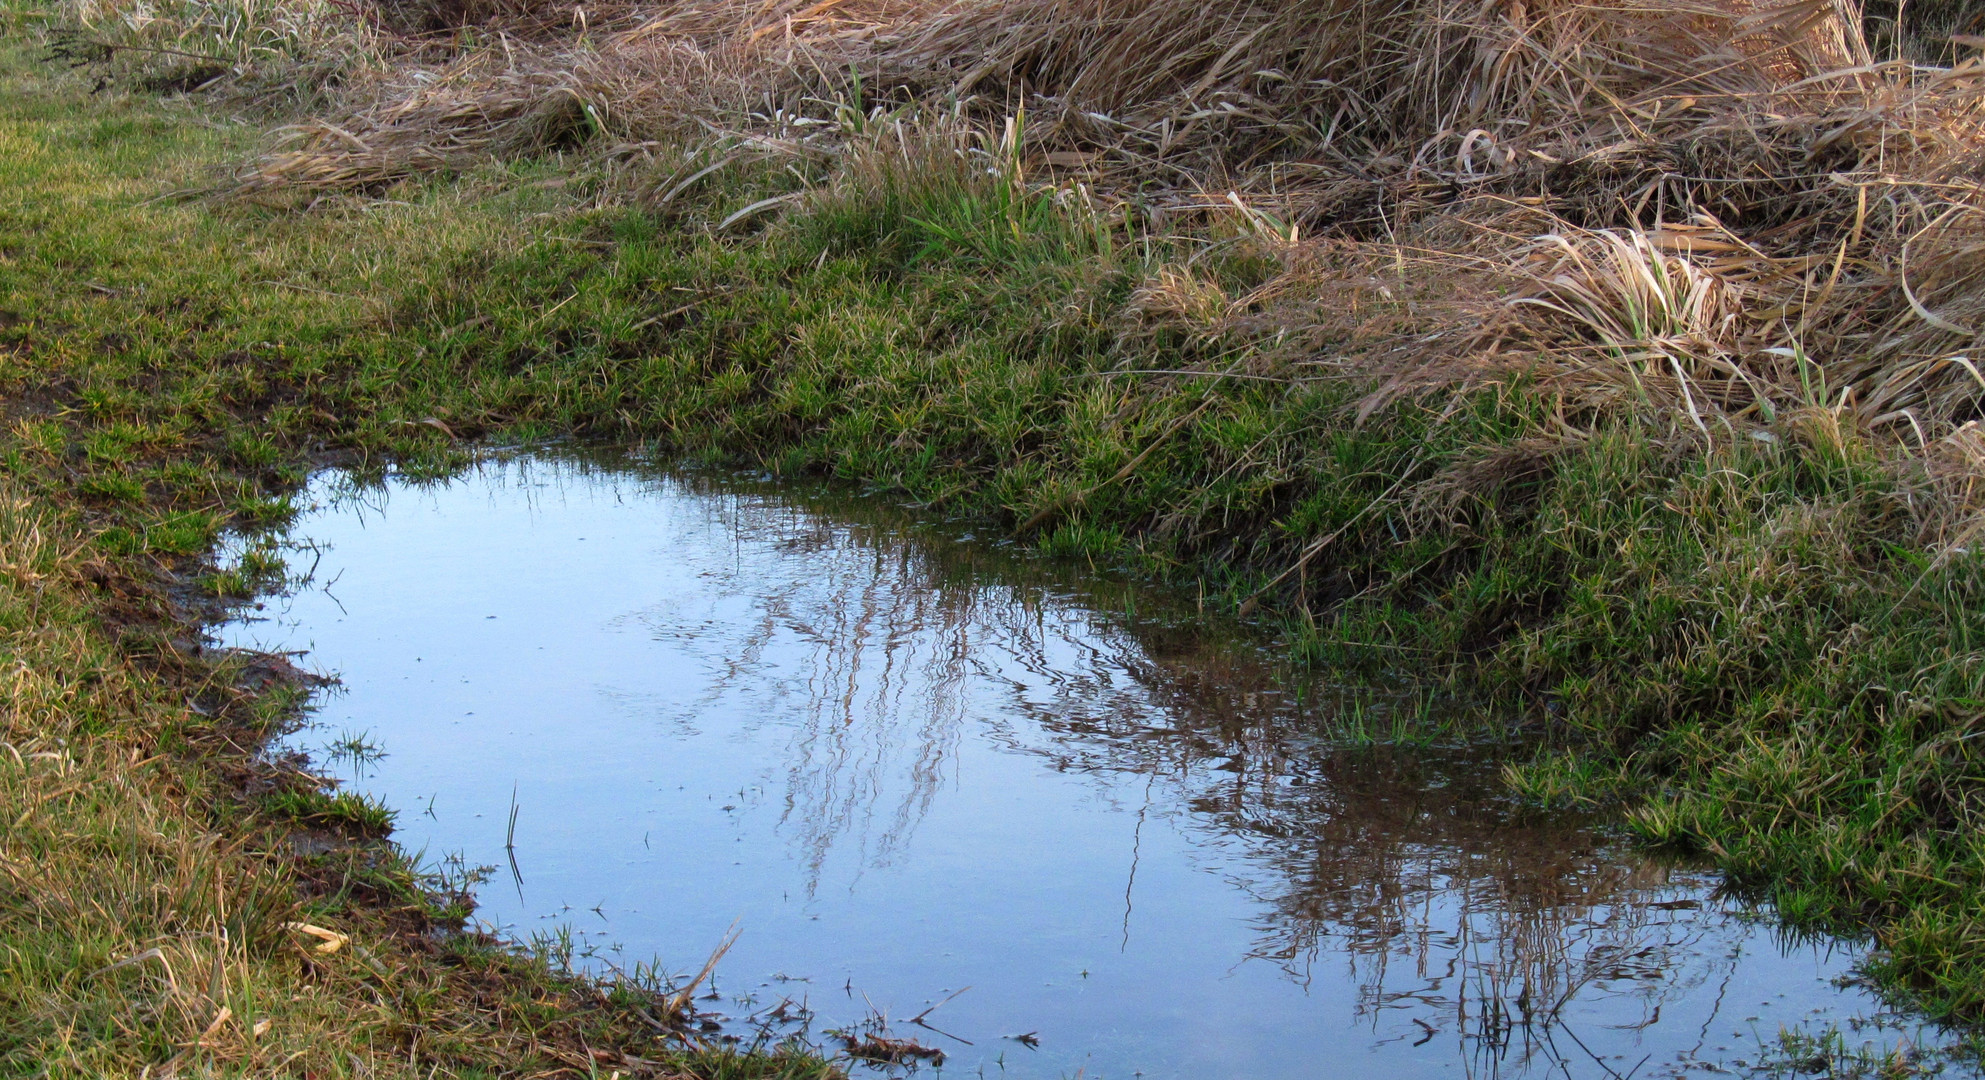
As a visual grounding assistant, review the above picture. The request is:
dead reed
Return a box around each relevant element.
[209,0,1985,488]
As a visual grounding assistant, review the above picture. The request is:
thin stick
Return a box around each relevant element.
[664,920,742,1018]
[1017,389,1223,535]
[908,985,970,1024]
[80,40,232,66]
[1076,369,1296,383]
[505,783,519,850]
[1238,455,1426,616]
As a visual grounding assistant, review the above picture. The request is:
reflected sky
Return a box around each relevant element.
[221,451,1960,1079]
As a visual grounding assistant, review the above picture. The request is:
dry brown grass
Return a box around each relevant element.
[0,482,378,1074]
[213,0,1985,510]
[217,0,1985,446]
[231,0,1877,193]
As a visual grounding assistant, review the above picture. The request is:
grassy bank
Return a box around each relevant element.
[0,45,846,1078]
[10,0,1985,1072]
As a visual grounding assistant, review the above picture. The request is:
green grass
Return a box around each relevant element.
[261,787,396,835]
[9,20,1985,1075]
[0,36,844,1080]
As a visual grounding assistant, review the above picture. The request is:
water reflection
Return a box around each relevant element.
[228,451,1956,1079]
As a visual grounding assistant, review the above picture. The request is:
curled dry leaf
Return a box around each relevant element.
[284,921,350,954]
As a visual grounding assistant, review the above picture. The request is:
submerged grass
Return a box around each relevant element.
[12,0,1985,1070]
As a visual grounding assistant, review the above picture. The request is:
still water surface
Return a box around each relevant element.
[223,451,1954,1078]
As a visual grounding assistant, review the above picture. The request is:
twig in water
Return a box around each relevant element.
[907,985,974,1044]
[505,782,519,850]
[908,985,970,1025]
[504,783,524,894]
[664,920,741,1020]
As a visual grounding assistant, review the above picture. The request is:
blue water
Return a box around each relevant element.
[222,451,1961,1079]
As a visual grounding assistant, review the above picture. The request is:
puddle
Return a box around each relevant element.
[223,450,1965,1078]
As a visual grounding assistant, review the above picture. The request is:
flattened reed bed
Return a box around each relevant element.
[237,0,1880,202]
[219,0,1985,459]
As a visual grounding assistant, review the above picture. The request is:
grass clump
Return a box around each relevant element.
[261,786,397,835]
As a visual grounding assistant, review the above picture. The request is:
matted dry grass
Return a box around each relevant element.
[238,0,1882,199]
[214,0,1985,468]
